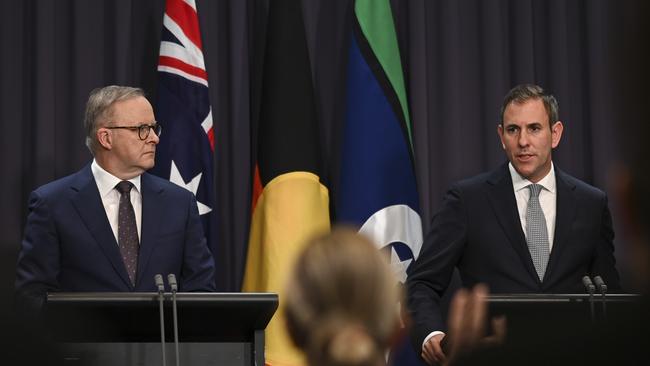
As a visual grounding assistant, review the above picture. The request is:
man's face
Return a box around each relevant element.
[103,96,159,178]
[498,98,563,183]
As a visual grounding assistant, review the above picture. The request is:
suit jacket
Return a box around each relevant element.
[406,163,619,348]
[15,164,216,305]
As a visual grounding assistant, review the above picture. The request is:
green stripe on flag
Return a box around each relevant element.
[354,0,412,146]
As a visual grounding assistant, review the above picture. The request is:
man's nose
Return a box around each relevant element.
[149,129,160,144]
[517,131,529,147]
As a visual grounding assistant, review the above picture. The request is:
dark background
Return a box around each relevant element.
[0,0,640,292]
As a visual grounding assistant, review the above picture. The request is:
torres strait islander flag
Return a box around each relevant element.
[337,0,423,363]
[242,1,330,365]
[150,0,217,260]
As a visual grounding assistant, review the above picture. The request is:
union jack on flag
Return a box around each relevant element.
[150,0,217,257]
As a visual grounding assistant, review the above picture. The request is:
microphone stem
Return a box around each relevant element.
[173,290,180,366]
[589,292,595,323]
[159,290,167,366]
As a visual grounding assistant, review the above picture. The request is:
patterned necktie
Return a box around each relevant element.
[116,181,139,285]
[526,183,549,281]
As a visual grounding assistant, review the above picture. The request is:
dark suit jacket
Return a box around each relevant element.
[406,163,619,349]
[15,164,216,305]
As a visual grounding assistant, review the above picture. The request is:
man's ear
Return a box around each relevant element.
[551,121,564,148]
[96,128,112,150]
[497,124,505,149]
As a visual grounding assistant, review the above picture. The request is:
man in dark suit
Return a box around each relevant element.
[15,85,216,308]
[406,84,620,365]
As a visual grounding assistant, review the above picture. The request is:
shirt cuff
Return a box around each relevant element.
[422,330,446,349]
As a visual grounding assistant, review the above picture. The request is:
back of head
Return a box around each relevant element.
[285,228,400,366]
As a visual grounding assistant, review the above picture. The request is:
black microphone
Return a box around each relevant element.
[582,275,596,323]
[168,273,180,366]
[593,275,608,320]
[155,274,167,366]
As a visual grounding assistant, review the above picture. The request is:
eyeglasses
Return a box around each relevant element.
[105,123,162,140]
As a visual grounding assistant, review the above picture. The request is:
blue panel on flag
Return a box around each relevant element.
[337,35,419,226]
[151,73,212,183]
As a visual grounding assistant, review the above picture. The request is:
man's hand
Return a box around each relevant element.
[422,284,506,365]
[422,333,446,365]
[447,284,506,363]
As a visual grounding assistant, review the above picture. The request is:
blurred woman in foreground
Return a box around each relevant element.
[285,228,401,366]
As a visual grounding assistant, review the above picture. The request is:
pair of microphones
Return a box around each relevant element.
[154,274,181,366]
[582,275,608,322]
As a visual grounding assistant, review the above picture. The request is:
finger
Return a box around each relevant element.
[431,336,447,364]
[423,339,436,364]
[448,289,469,341]
[469,284,489,342]
[421,350,435,365]
[492,315,507,343]
[479,315,507,347]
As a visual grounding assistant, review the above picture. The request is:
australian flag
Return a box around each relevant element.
[150,0,216,261]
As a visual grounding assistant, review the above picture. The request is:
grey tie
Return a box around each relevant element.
[526,183,549,281]
[116,181,139,285]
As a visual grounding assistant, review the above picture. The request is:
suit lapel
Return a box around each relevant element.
[544,168,577,285]
[485,164,540,283]
[70,165,133,289]
[136,173,164,286]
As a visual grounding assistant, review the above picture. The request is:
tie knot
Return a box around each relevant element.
[116,181,134,195]
[528,183,543,198]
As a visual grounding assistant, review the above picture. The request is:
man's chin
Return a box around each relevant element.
[512,163,534,180]
[143,160,155,171]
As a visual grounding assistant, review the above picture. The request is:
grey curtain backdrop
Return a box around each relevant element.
[0,0,636,292]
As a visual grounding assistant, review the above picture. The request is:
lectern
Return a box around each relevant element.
[45,292,278,366]
[487,293,639,339]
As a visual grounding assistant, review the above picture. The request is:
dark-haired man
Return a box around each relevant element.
[407,84,620,365]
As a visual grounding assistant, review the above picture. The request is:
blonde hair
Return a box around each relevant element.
[285,228,401,366]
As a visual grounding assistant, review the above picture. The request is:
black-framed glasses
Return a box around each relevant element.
[106,123,162,140]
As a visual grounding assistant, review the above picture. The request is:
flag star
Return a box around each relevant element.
[390,246,412,284]
[169,160,212,215]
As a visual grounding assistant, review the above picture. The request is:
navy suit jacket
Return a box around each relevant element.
[16,164,216,305]
[406,163,620,348]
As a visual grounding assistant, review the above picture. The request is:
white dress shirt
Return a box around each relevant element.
[91,160,142,243]
[422,162,558,349]
[509,162,557,250]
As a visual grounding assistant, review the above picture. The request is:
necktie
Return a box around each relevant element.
[526,183,549,281]
[116,181,139,285]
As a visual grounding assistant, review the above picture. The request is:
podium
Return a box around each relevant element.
[487,293,639,339]
[45,292,278,366]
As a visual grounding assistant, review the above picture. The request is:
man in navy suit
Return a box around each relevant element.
[15,86,216,307]
[406,84,620,365]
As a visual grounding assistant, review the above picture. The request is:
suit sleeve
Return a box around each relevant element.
[15,191,61,309]
[406,184,468,350]
[591,193,620,290]
[179,193,216,291]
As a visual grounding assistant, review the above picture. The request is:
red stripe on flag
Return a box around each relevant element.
[165,0,203,50]
[207,127,215,152]
[158,56,208,81]
[251,166,263,212]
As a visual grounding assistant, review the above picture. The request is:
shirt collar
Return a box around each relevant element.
[91,159,141,198]
[509,161,556,194]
